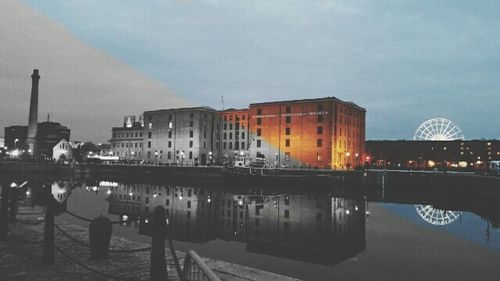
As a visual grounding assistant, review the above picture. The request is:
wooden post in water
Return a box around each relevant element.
[9,186,18,223]
[0,184,10,241]
[43,192,55,265]
[150,206,167,281]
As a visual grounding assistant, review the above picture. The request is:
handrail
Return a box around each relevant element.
[183,250,221,281]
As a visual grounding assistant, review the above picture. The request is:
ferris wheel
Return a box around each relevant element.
[415,205,460,225]
[414,118,464,141]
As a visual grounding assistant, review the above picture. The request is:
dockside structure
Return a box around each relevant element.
[110,97,366,169]
[366,140,500,170]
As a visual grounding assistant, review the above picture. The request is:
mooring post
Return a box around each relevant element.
[9,185,19,223]
[43,192,55,265]
[0,184,10,241]
[89,215,112,259]
[150,206,167,281]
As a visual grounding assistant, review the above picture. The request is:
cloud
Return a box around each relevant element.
[0,0,190,142]
[9,0,500,140]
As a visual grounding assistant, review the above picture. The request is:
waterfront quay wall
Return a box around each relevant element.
[75,164,225,180]
[380,170,500,191]
[76,164,375,187]
[0,160,72,175]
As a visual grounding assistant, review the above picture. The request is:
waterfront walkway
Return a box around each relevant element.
[1,205,299,281]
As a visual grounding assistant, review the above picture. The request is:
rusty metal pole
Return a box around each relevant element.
[43,192,55,265]
[0,184,10,241]
[9,186,19,223]
[150,206,167,281]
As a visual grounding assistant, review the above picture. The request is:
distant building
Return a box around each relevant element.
[4,121,70,159]
[0,137,5,148]
[142,107,219,165]
[217,108,250,165]
[248,97,366,169]
[4,125,27,150]
[366,140,500,169]
[110,116,144,159]
[109,97,366,169]
[53,138,73,161]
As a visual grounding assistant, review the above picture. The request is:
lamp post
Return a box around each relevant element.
[346,152,351,170]
[355,153,359,169]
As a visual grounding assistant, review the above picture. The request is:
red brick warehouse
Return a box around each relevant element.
[247,97,366,170]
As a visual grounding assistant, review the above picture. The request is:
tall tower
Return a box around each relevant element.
[26,69,40,156]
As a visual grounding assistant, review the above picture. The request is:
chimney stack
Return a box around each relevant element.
[26,69,40,156]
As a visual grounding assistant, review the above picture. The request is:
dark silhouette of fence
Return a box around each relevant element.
[1,183,220,281]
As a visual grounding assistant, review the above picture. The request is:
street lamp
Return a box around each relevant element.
[14,138,19,148]
[345,152,351,170]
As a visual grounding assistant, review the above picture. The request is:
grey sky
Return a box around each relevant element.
[1,0,499,141]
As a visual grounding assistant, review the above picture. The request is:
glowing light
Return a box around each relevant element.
[207,197,211,203]
[153,193,157,198]
[355,206,359,211]
[428,160,436,168]
[99,181,118,187]
[122,215,129,221]
[107,189,112,195]
[238,200,243,206]
[26,190,31,196]
[10,182,17,188]
[145,218,149,224]
[346,210,350,215]
[129,192,133,196]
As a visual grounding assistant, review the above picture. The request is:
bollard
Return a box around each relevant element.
[43,193,56,265]
[150,206,167,281]
[0,184,10,241]
[89,216,112,259]
[9,186,19,223]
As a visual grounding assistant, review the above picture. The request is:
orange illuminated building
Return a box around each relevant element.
[217,108,250,162]
[247,97,366,170]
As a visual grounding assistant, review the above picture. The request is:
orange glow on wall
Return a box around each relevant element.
[247,97,366,170]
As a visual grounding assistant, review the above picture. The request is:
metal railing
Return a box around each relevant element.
[182,250,221,281]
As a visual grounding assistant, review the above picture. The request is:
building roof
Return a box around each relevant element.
[144,106,217,114]
[249,96,366,111]
[218,108,249,113]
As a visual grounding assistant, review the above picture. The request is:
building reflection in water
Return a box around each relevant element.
[104,181,366,265]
